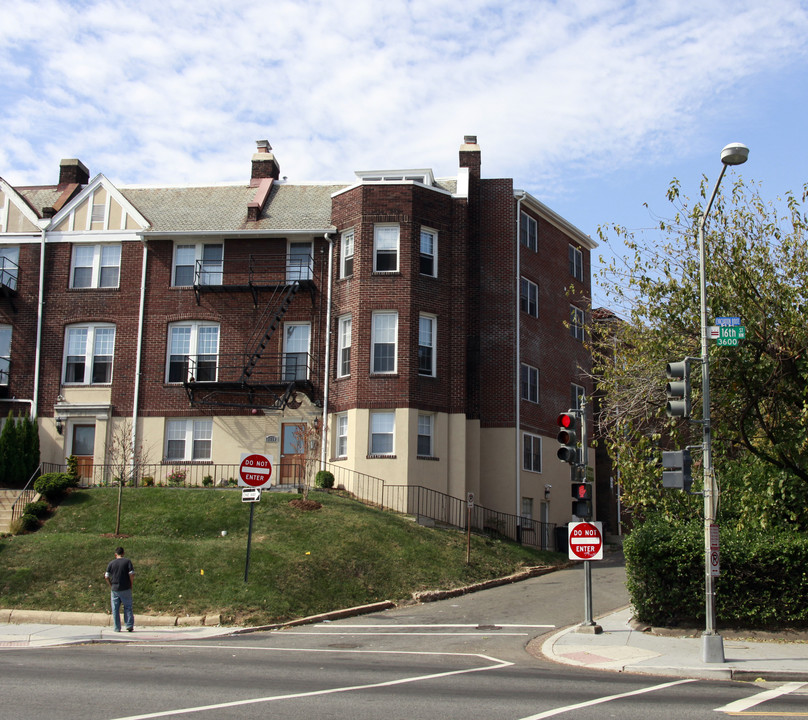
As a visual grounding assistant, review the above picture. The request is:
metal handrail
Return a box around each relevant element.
[10,464,43,523]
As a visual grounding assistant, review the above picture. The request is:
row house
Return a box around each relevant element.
[0,136,595,533]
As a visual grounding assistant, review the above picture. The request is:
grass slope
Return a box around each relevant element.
[0,488,564,625]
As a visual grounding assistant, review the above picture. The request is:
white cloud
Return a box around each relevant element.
[1,0,806,197]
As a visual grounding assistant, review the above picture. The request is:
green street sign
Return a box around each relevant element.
[719,326,745,340]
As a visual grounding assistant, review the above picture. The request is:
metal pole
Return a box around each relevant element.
[244,502,255,583]
[698,164,726,663]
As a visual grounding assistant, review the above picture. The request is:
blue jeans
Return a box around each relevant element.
[111,589,134,631]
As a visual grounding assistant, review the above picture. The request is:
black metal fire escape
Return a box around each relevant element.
[183,252,320,411]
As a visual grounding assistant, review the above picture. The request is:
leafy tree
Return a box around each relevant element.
[593,177,808,531]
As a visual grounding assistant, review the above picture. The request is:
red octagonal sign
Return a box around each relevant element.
[568,521,603,561]
[239,453,273,488]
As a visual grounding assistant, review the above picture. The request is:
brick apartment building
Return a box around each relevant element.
[0,136,594,536]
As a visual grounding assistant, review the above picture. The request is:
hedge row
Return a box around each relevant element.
[624,518,808,628]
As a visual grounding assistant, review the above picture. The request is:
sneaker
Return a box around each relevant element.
[126,627,134,632]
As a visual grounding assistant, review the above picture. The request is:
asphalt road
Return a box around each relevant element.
[3,552,806,719]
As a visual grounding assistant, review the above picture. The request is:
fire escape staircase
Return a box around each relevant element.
[183,253,318,411]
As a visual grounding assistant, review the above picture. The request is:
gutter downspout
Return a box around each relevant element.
[129,239,148,478]
[515,191,526,541]
[31,223,48,419]
[320,232,334,468]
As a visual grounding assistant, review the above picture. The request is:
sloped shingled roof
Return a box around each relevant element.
[120,183,347,233]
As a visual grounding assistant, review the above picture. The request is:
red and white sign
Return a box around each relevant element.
[568,521,603,561]
[239,453,273,488]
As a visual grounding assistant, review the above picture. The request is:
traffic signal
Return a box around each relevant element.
[665,360,691,418]
[662,449,692,491]
[556,412,578,465]
[571,482,593,518]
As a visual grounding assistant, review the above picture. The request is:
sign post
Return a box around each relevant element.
[568,521,604,633]
[466,493,474,565]
[239,453,273,583]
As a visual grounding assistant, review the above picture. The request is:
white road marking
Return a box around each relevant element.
[279,631,531,636]
[108,644,514,720]
[714,682,807,713]
[517,678,697,719]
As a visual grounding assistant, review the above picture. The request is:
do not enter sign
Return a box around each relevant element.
[239,453,273,488]
[568,521,603,561]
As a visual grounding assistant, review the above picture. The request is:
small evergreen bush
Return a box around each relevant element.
[315,470,335,489]
[33,472,79,503]
[202,475,214,487]
[23,500,50,518]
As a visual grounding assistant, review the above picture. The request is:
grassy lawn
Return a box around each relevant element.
[0,488,565,625]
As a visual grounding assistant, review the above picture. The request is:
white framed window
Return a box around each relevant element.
[165,419,212,461]
[520,363,539,403]
[340,229,354,278]
[521,497,534,520]
[70,244,121,289]
[336,413,348,458]
[0,246,20,291]
[337,315,351,378]
[369,411,395,455]
[287,242,313,281]
[420,228,437,276]
[173,243,223,286]
[570,306,585,341]
[569,244,584,282]
[418,314,436,377]
[520,277,538,317]
[520,211,537,251]
[371,311,397,374]
[523,432,542,473]
[283,322,310,381]
[0,325,10,385]
[167,322,219,383]
[417,413,434,457]
[571,383,585,413]
[373,224,399,272]
[63,323,116,385]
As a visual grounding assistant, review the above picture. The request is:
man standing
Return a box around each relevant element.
[105,547,135,632]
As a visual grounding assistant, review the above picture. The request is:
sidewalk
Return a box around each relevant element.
[0,609,235,648]
[537,606,808,681]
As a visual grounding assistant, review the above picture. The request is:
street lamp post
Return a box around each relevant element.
[698,142,749,663]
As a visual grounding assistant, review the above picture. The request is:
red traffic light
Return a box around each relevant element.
[557,412,576,429]
[572,482,592,500]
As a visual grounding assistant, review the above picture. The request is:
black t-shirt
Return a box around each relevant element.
[105,557,134,591]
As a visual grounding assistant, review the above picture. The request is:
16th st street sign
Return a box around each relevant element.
[709,325,746,346]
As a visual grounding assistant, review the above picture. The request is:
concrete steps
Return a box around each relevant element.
[0,489,25,533]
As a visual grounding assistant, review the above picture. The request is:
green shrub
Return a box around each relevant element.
[202,475,214,487]
[315,470,335,489]
[23,500,50,518]
[625,517,808,628]
[33,472,79,503]
[142,476,154,487]
[14,512,40,533]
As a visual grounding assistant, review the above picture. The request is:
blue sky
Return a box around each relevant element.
[2,0,807,307]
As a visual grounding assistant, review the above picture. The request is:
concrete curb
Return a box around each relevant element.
[413,564,574,603]
[0,608,221,627]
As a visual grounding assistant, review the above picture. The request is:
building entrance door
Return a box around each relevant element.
[71,424,95,483]
[280,423,305,485]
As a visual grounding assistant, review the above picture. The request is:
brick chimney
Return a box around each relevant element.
[251,140,280,185]
[459,135,481,178]
[58,158,90,188]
